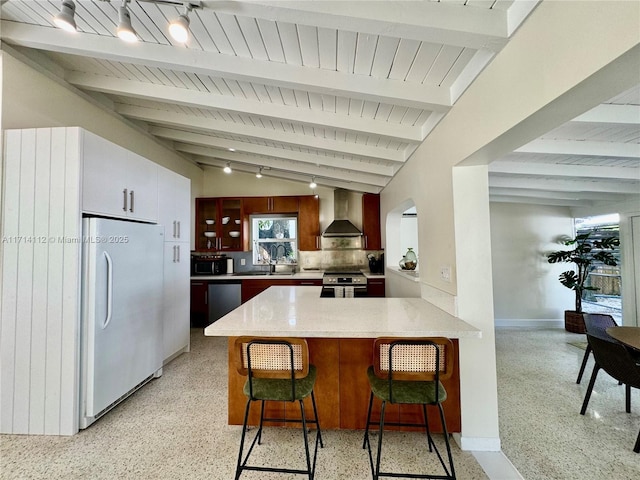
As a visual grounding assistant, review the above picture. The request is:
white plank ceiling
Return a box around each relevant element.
[1,0,638,207]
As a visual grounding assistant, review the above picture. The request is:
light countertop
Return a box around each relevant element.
[204,286,481,339]
[191,270,385,281]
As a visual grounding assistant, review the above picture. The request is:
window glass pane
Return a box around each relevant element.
[252,215,298,265]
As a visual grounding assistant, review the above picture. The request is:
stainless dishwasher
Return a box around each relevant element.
[208,281,242,324]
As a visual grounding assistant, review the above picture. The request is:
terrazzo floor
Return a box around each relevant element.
[495,327,639,480]
[1,327,638,479]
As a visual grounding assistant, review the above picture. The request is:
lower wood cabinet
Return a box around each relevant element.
[367,278,386,297]
[241,278,322,303]
[190,281,209,327]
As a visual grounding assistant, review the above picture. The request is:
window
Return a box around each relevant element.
[251,215,298,265]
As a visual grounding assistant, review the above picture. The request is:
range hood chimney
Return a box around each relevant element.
[322,189,363,237]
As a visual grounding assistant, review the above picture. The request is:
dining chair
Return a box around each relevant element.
[233,336,324,479]
[362,337,456,479]
[580,333,640,453]
[577,313,618,384]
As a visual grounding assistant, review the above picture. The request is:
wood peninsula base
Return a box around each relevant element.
[227,336,461,432]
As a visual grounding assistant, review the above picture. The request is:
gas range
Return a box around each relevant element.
[322,271,367,286]
[321,271,367,297]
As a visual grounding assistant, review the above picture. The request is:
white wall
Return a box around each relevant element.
[379,0,640,450]
[490,202,575,325]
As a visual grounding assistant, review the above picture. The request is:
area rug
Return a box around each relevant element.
[568,341,588,351]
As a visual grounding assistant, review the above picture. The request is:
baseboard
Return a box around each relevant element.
[495,318,564,328]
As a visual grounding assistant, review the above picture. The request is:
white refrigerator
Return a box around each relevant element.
[80,218,164,429]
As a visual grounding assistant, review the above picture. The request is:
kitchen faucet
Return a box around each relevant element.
[268,244,287,274]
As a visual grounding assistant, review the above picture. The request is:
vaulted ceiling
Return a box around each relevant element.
[2,0,638,208]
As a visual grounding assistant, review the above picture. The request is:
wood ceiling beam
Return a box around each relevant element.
[65,72,422,142]
[573,104,640,124]
[489,187,632,201]
[179,144,389,187]
[206,1,511,50]
[489,160,640,180]
[1,21,452,111]
[515,138,640,158]
[116,104,405,162]
[149,126,395,177]
[489,175,639,194]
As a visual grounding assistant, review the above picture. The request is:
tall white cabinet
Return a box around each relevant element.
[158,166,191,361]
[0,127,191,435]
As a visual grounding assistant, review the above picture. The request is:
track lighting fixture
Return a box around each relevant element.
[116,1,138,42]
[53,1,202,42]
[54,0,77,33]
[169,3,193,43]
[309,177,317,189]
[223,162,232,174]
[256,167,263,179]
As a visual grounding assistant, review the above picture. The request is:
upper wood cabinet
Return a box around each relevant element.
[298,195,320,251]
[243,196,300,214]
[362,193,382,250]
[195,197,243,252]
[196,195,320,252]
[82,131,158,222]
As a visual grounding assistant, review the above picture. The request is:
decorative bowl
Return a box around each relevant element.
[205,219,215,225]
[204,232,216,238]
[222,216,230,224]
[234,219,241,224]
[229,231,240,238]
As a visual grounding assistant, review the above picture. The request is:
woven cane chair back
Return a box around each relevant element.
[373,337,454,382]
[234,336,309,379]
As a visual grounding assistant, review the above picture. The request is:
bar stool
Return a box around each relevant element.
[362,337,456,480]
[233,336,324,480]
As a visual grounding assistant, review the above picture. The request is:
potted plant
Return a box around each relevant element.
[547,230,619,333]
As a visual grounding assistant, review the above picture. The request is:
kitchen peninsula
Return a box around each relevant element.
[204,286,481,431]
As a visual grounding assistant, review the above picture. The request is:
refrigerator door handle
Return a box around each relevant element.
[103,251,114,329]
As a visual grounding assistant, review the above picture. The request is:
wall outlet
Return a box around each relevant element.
[440,266,451,282]
[240,258,246,266]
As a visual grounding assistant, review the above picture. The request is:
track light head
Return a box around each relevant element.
[169,4,192,43]
[223,162,232,174]
[54,0,77,33]
[256,167,263,179]
[117,3,138,43]
[309,177,317,189]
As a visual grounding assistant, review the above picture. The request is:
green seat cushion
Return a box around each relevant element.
[244,365,317,401]
[367,366,447,405]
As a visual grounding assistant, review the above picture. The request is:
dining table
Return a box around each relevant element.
[606,326,640,351]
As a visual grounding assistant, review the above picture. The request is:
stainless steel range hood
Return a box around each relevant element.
[322,189,363,237]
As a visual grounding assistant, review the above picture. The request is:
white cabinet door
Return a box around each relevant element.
[82,131,158,222]
[162,242,190,361]
[158,167,190,241]
[82,131,130,219]
[126,152,158,223]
